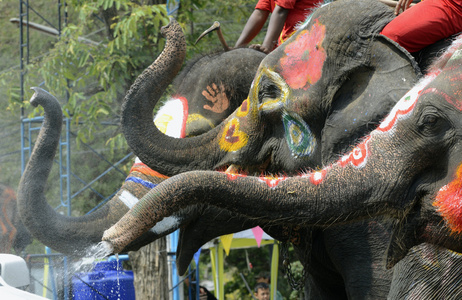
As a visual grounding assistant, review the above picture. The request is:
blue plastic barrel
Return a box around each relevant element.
[72,260,135,300]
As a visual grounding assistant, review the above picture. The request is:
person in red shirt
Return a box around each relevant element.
[381,0,462,53]
[234,0,322,53]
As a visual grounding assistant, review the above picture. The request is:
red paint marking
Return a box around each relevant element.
[223,172,247,181]
[309,169,327,185]
[338,137,371,168]
[225,124,240,143]
[377,96,418,133]
[434,163,462,233]
[258,175,288,188]
[421,87,462,111]
[280,19,327,90]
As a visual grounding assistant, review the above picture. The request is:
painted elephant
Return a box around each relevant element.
[113,1,419,298]
[0,184,31,254]
[105,0,462,298]
[106,24,462,283]
[16,46,265,255]
[104,16,462,296]
[18,0,462,299]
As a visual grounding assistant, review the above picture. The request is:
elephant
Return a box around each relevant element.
[0,184,31,254]
[107,0,462,298]
[16,46,265,255]
[114,1,420,298]
[103,15,462,296]
[105,23,462,283]
[18,0,462,299]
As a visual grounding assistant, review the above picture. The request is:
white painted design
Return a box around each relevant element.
[154,98,186,138]
[119,190,139,209]
[150,216,180,234]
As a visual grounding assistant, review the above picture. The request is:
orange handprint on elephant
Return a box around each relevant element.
[202,82,230,113]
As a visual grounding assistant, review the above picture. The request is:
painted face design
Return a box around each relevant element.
[154,97,188,138]
[282,112,316,158]
[256,68,291,112]
[217,18,326,154]
[279,18,327,90]
[433,163,462,233]
[376,74,437,135]
[218,98,252,152]
[219,117,249,152]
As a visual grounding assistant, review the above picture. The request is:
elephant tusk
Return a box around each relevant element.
[225,164,240,174]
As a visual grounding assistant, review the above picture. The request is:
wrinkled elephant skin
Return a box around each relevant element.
[108,0,462,298]
[106,33,462,293]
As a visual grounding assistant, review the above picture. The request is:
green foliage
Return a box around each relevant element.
[32,1,168,146]
[220,244,296,300]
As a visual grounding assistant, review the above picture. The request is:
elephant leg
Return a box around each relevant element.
[303,236,349,299]
[323,220,394,300]
[389,244,462,299]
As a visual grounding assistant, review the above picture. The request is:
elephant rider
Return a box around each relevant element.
[381,0,462,53]
[234,0,323,54]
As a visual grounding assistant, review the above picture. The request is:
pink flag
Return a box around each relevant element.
[252,226,264,248]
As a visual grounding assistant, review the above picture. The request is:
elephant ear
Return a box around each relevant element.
[321,35,421,163]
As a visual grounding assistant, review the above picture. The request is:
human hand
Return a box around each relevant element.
[394,0,413,15]
[202,83,229,113]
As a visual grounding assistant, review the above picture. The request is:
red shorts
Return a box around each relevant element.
[381,0,462,53]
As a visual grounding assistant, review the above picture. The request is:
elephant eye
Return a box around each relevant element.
[418,110,450,137]
[423,114,437,126]
[258,76,281,102]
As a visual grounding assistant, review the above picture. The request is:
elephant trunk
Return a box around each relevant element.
[121,19,228,176]
[17,88,159,255]
[102,136,415,254]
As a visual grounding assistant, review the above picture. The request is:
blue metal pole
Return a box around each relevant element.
[170,230,179,300]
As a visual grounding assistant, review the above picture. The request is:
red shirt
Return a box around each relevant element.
[255,0,322,42]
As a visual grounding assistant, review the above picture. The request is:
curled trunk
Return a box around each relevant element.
[17,88,190,255]
[121,20,229,176]
[17,88,115,254]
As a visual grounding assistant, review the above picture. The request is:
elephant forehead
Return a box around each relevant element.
[275,18,327,91]
[421,38,462,111]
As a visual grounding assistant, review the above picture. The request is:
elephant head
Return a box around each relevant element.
[121,0,418,177]
[104,34,462,265]
[16,20,265,255]
[117,0,421,270]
